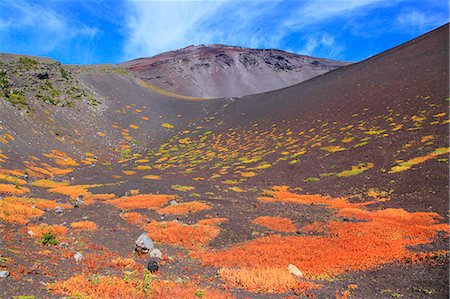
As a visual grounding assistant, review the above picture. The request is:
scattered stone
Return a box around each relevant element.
[147,259,159,273]
[149,248,162,259]
[175,277,183,283]
[287,264,303,277]
[74,195,83,208]
[74,252,83,264]
[36,72,49,80]
[0,270,9,278]
[54,206,63,214]
[27,230,35,236]
[81,216,89,220]
[135,233,154,254]
[60,242,69,248]
[169,200,179,205]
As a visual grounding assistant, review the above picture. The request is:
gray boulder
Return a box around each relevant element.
[149,248,162,259]
[0,270,9,278]
[135,233,154,254]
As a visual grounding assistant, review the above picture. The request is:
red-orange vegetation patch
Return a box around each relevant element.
[71,221,97,231]
[27,224,68,239]
[145,218,225,249]
[48,184,103,199]
[253,216,297,233]
[0,184,29,195]
[151,280,234,299]
[192,189,449,280]
[0,197,44,224]
[258,188,372,209]
[83,193,116,204]
[106,194,177,210]
[48,274,233,299]
[5,196,71,210]
[156,201,211,215]
[218,267,321,294]
[121,212,148,226]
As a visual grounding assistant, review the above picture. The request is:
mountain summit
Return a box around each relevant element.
[121,44,350,98]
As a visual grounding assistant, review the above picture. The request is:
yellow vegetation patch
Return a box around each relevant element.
[336,163,374,177]
[321,145,346,153]
[241,172,256,178]
[161,123,174,129]
[48,184,103,199]
[123,170,136,176]
[30,179,70,188]
[143,174,161,180]
[389,147,450,173]
[129,124,139,129]
[134,165,152,171]
[157,201,211,215]
[171,185,195,192]
[0,174,26,185]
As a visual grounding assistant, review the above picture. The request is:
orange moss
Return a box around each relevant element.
[71,221,97,231]
[109,257,140,269]
[83,193,116,204]
[0,183,29,195]
[4,196,71,210]
[106,194,176,210]
[192,189,449,279]
[156,201,211,215]
[145,219,222,249]
[253,216,297,233]
[218,267,321,294]
[121,212,148,226]
[27,224,68,239]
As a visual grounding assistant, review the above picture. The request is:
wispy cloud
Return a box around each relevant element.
[122,0,400,61]
[395,9,446,33]
[0,0,98,60]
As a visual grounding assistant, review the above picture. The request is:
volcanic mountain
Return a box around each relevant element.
[121,44,350,98]
[0,24,448,298]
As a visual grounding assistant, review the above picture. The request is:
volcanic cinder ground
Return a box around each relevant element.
[0,24,448,299]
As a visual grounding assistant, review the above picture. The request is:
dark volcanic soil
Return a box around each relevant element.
[0,24,448,298]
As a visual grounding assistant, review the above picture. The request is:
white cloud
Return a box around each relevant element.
[122,0,394,61]
[395,10,445,33]
[0,0,98,55]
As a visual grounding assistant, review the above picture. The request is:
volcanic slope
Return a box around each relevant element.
[121,44,350,98]
[0,25,449,298]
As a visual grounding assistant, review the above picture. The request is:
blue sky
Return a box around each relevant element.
[0,0,448,64]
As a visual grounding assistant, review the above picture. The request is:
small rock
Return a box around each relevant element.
[60,242,69,248]
[175,277,183,283]
[287,264,303,277]
[0,270,9,278]
[74,252,83,264]
[169,200,178,205]
[147,259,159,273]
[74,195,83,208]
[135,233,154,254]
[149,248,162,259]
[27,230,35,236]
[81,216,89,220]
[54,206,63,214]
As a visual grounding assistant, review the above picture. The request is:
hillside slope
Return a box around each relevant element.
[121,44,349,98]
[0,25,448,299]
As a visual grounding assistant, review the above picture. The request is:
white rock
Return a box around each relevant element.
[287,264,303,277]
[149,248,162,259]
[27,230,35,236]
[0,270,9,278]
[74,252,83,264]
[135,233,154,254]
